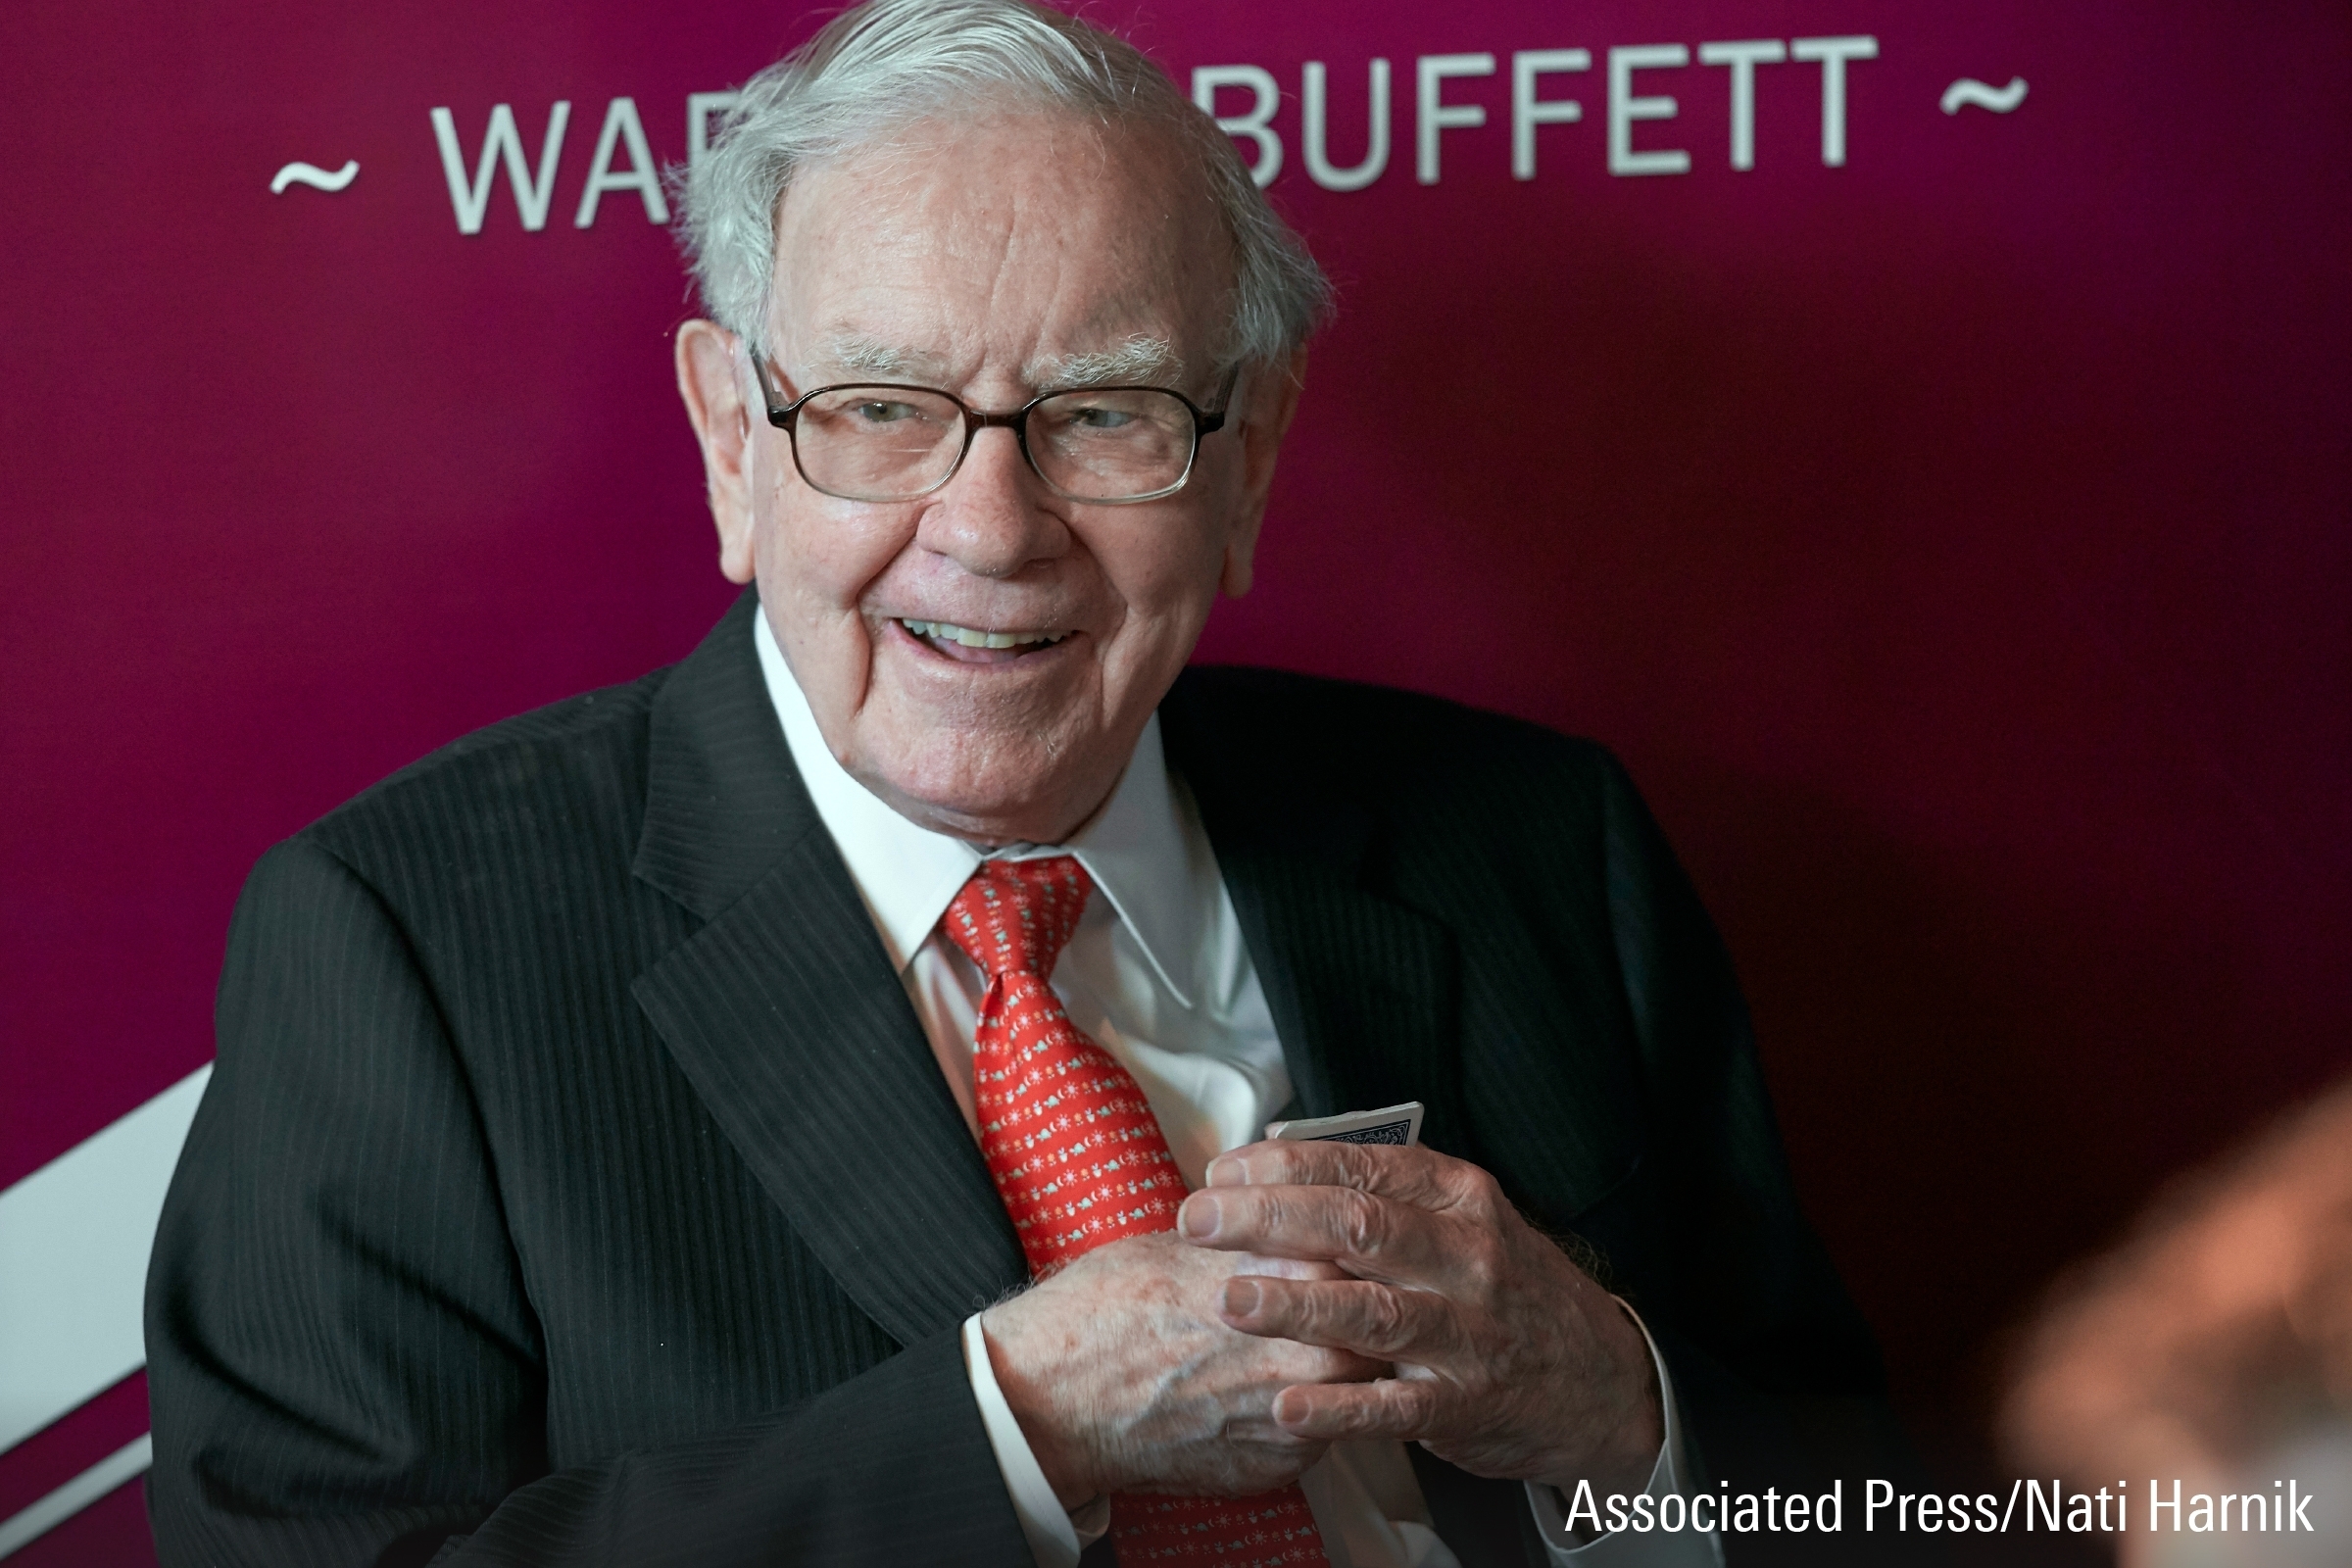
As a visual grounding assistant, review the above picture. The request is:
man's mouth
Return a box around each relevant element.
[899,618,1072,664]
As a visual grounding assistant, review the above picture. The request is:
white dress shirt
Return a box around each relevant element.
[755,614,1721,1568]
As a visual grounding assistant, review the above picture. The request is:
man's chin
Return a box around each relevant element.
[849,742,1115,846]
[839,637,1166,842]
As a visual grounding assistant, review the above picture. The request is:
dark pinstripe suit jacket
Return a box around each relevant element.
[146,590,1894,1567]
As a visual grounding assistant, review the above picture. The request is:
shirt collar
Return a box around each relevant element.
[755,610,1201,1007]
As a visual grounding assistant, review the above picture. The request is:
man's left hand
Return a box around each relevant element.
[1175,1141,1663,1496]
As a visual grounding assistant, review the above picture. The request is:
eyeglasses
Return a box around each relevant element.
[751,357,1235,506]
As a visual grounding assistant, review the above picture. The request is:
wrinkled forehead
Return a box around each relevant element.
[764,107,1236,396]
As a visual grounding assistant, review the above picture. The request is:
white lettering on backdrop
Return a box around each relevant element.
[421,35,1935,233]
[1196,36,1882,189]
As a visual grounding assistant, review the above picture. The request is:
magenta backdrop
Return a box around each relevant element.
[5,0,2349,1560]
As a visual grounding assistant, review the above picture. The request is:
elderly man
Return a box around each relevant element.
[147,1,1894,1564]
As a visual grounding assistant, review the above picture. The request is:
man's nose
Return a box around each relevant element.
[915,423,1068,578]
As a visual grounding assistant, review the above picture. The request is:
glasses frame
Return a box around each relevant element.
[750,356,1237,506]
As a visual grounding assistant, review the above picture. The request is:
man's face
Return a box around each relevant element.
[679,108,1299,844]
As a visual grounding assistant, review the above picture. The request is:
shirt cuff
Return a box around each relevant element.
[1524,1299,1724,1566]
[961,1312,1110,1568]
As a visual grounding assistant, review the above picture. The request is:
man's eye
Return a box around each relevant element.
[855,401,920,424]
[1066,405,1137,430]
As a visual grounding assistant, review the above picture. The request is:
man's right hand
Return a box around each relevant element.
[977,1232,1386,1506]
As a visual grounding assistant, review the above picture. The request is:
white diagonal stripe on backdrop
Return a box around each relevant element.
[0,1065,211,1456]
[0,1434,153,1559]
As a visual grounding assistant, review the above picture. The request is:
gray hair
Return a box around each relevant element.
[675,0,1330,372]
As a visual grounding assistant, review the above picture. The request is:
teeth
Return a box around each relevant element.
[902,618,1067,648]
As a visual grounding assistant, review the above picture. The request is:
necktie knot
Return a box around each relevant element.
[942,856,1093,982]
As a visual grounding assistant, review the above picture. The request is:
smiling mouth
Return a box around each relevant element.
[899,617,1072,664]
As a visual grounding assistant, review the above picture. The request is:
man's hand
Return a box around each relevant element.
[978,1232,1387,1507]
[1175,1141,1663,1496]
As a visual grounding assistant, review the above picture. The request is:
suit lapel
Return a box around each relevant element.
[1164,669,1644,1218]
[631,592,1025,1348]
[1165,669,1621,1568]
[1160,676,1472,1160]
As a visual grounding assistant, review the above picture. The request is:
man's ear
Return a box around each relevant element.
[1219,349,1306,599]
[676,319,759,584]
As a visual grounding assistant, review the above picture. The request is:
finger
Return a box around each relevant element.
[1222,1250,1351,1284]
[1268,1376,1442,1443]
[1214,1312,1389,1389]
[1219,1275,1463,1362]
[1213,1427,1316,1470]
[1205,1141,1468,1212]
[1179,1183,1454,1286]
[1210,1413,1332,1453]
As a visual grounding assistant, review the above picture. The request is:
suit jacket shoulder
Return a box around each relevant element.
[1161,664,1648,922]
[300,664,670,896]
[1166,663,1618,797]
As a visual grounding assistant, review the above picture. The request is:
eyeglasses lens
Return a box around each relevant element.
[795,388,965,504]
[1026,389,1195,501]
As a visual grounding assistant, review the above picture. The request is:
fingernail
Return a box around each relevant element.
[1205,1154,1243,1187]
[1179,1194,1221,1240]
[1223,1277,1262,1316]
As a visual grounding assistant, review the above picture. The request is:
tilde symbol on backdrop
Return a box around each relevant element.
[271,160,360,194]
[1940,77,2028,115]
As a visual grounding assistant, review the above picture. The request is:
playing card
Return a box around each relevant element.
[1263,1101,1423,1148]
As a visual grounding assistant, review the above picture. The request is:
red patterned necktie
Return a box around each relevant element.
[944,857,1330,1567]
